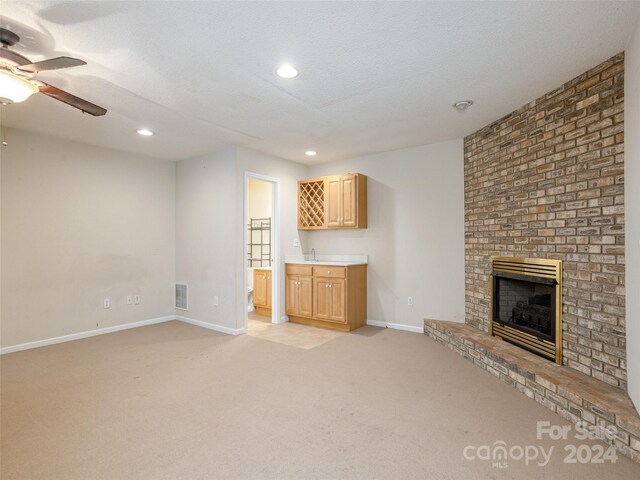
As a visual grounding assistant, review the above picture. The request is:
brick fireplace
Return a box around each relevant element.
[464,53,625,389]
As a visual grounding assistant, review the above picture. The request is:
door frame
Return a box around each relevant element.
[243,171,281,328]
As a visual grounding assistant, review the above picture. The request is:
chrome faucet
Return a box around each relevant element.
[311,248,317,262]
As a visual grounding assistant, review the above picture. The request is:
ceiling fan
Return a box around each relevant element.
[0,27,106,116]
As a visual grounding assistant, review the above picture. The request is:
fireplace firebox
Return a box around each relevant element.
[490,257,562,364]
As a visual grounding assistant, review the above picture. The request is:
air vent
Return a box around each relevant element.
[176,283,188,310]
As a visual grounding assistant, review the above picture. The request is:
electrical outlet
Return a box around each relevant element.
[293,238,300,247]
[134,295,140,305]
[103,298,111,309]
[407,297,413,307]
[126,295,133,305]
[213,295,219,306]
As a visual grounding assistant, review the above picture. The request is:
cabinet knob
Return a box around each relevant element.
[328,270,331,274]
[325,284,328,288]
[329,284,332,288]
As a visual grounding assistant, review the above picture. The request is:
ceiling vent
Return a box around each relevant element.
[176,283,188,310]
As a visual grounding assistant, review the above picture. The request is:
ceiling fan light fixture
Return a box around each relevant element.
[0,70,38,104]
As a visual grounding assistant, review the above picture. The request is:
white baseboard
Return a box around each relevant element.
[176,315,247,335]
[366,320,424,333]
[387,322,424,333]
[0,316,176,355]
[366,320,388,328]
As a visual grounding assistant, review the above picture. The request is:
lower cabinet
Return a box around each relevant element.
[286,263,366,332]
[286,273,313,318]
[313,277,346,323]
[253,268,271,316]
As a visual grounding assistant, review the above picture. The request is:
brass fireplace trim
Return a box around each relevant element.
[489,256,563,364]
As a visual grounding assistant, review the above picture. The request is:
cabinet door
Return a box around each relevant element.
[299,276,313,317]
[254,270,268,307]
[313,277,331,320]
[340,175,357,227]
[285,275,299,315]
[325,176,342,227]
[266,271,272,308]
[328,279,347,323]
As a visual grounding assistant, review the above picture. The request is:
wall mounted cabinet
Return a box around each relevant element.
[298,173,367,230]
[285,263,367,332]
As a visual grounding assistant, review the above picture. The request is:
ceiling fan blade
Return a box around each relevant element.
[18,56,86,73]
[38,83,107,116]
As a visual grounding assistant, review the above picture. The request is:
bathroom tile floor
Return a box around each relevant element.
[247,315,343,350]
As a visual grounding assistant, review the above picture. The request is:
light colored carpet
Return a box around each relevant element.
[247,317,343,349]
[1,321,639,479]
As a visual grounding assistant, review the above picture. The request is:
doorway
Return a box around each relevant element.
[244,172,280,330]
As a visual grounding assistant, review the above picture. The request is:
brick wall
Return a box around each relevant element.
[464,53,626,389]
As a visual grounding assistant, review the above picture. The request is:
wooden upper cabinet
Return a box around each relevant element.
[298,179,326,229]
[298,173,367,230]
[325,176,341,227]
[340,174,357,228]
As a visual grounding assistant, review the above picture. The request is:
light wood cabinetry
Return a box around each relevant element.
[298,173,367,230]
[313,277,346,323]
[286,263,366,332]
[286,266,313,318]
[253,268,271,316]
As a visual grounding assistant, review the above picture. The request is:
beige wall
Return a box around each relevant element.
[625,20,640,409]
[175,149,238,329]
[248,178,273,222]
[1,129,176,348]
[2,132,464,346]
[307,139,465,328]
[175,146,307,330]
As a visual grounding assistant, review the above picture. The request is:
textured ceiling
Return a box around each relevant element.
[1,1,638,164]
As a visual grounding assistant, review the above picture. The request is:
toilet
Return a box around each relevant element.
[247,287,254,312]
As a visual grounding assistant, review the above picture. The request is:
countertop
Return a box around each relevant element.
[284,254,368,266]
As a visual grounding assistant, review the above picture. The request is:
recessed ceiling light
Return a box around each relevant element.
[137,128,154,136]
[276,64,299,79]
[453,100,474,110]
[305,150,317,156]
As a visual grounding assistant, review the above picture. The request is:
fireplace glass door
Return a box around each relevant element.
[493,275,556,342]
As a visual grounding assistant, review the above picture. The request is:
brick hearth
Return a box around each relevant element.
[424,319,640,463]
